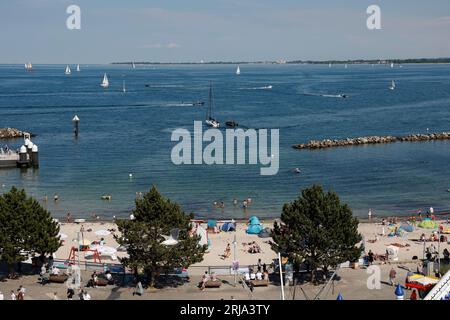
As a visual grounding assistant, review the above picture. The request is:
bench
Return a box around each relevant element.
[250,279,269,287]
[204,280,222,288]
[48,274,69,283]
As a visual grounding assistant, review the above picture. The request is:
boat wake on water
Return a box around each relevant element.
[240,85,273,90]
[303,92,348,98]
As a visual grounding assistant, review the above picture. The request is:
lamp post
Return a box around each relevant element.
[278,252,285,301]
[233,234,237,287]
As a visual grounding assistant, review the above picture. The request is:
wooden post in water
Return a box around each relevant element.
[72,115,80,137]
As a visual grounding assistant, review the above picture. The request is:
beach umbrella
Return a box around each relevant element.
[336,293,343,300]
[94,229,110,236]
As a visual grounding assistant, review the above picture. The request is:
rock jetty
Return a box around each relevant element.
[293,132,450,150]
[0,128,32,139]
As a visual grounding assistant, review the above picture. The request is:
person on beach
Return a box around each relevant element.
[256,270,263,280]
[53,194,59,202]
[10,290,16,300]
[368,250,374,265]
[257,258,262,271]
[444,248,450,262]
[52,292,58,300]
[17,289,24,300]
[368,209,372,219]
[389,267,397,286]
[132,281,144,296]
[0,291,3,300]
[222,243,231,259]
[200,272,209,291]
[66,212,72,223]
[67,288,75,300]
[18,285,26,298]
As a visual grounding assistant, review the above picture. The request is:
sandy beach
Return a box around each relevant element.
[52,218,450,272]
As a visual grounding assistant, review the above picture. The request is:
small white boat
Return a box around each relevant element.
[391,62,394,68]
[65,65,71,75]
[389,80,396,90]
[122,80,126,93]
[24,62,33,70]
[132,62,136,69]
[236,66,241,75]
[100,73,109,88]
[328,63,332,68]
[205,82,220,128]
[76,64,80,72]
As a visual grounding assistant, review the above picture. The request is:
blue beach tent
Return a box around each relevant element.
[207,220,217,229]
[221,222,236,232]
[246,216,263,234]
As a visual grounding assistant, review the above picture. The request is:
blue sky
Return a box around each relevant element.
[0,0,449,63]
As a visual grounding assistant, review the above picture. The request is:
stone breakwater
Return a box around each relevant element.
[293,132,450,149]
[0,128,32,139]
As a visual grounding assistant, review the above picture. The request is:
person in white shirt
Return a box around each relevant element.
[11,291,16,300]
[250,272,256,280]
[0,291,4,300]
[83,291,91,300]
[19,285,26,297]
[244,273,250,282]
[256,271,263,280]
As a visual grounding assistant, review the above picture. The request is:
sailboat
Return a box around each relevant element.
[344,64,348,69]
[100,73,109,88]
[389,80,396,90]
[236,66,241,75]
[65,65,71,75]
[132,62,136,69]
[390,62,394,68]
[122,80,126,93]
[205,82,220,128]
[76,64,80,72]
[24,62,33,71]
[328,63,332,68]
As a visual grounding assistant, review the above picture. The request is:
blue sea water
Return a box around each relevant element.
[1,63,450,219]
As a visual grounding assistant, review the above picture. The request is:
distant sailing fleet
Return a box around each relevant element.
[22,61,398,129]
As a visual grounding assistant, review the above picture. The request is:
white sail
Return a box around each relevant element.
[391,62,394,68]
[132,62,136,69]
[100,73,109,88]
[389,80,396,90]
[236,66,241,75]
[25,63,32,70]
[65,65,71,75]
[122,80,126,93]
[328,63,331,68]
[76,64,80,72]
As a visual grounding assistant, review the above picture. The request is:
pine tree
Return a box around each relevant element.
[271,185,362,283]
[115,186,206,287]
[0,187,61,276]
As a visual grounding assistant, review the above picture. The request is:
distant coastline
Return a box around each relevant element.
[111,57,450,65]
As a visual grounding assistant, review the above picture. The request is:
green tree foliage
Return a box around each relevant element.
[115,186,206,287]
[271,185,362,282]
[0,187,61,274]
